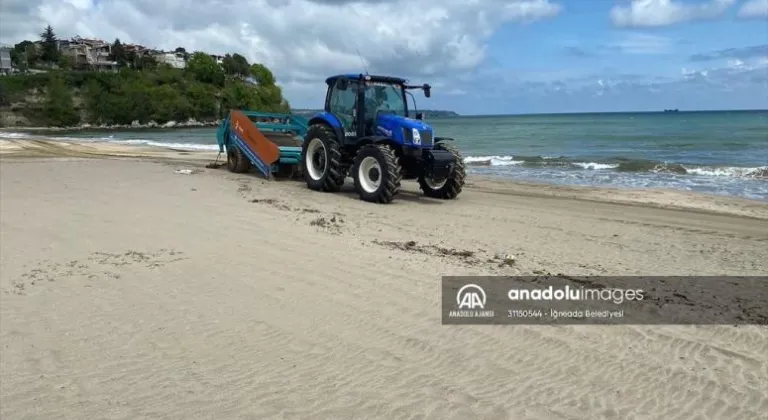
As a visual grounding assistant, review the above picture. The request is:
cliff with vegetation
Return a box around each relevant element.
[0,26,290,128]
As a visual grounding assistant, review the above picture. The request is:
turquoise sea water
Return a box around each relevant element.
[2,110,767,200]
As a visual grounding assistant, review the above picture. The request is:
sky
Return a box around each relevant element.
[0,0,766,115]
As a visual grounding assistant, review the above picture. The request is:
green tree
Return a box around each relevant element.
[185,82,218,119]
[133,54,157,71]
[44,75,79,127]
[39,25,59,64]
[148,84,191,123]
[186,52,225,86]
[4,58,288,127]
[59,54,74,70]
[24,43,39,69]
[222,53,250,76]
[11,41,35,69]
[232,53,250,76]
[110,39,128,67]
[249,63,276,86]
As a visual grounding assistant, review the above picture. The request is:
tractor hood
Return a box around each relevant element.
[374,113,434,148]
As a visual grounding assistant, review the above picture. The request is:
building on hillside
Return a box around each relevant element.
[59,36,118,71]
[209,54,225,66]
[153,51,186,69]
[123,43,150,56]
[0,46,13,75]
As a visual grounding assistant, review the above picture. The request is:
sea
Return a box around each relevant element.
[2,110,767,201]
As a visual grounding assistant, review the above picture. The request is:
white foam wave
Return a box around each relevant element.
[464,155,524,166]
[573,162,619,170]
[0,131,32,139]
[117,139,219,151]
[683,165,767,178]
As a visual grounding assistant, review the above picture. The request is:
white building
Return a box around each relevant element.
[154,52,186,69]
[0,47,12,75]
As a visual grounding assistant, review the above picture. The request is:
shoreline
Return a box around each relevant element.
[2,137,767,219]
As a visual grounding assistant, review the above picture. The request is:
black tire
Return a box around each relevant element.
[418,141,466,199]
[301,124,345,192]
[227,145,251,173]
[352,144,402,204]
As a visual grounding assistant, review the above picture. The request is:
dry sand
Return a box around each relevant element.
[1,138,767,420]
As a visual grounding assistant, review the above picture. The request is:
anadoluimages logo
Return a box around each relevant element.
[448,284,495,318]
[457,284,486,309]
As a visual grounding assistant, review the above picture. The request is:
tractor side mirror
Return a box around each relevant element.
[416,112,425,120]
[423,84,431,98]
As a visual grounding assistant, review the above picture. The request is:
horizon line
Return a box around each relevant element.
[290,108,768,117]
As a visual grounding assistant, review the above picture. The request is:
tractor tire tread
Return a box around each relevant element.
[233,146,251,173]
[353,144,402,204]
[303,124,345,192]
[419,141,466,199]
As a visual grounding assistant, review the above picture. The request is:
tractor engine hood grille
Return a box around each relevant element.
[376,114,434,146]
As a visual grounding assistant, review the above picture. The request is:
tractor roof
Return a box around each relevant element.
[325,74,407,86]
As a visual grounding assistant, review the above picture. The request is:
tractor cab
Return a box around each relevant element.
[323,74,434,147]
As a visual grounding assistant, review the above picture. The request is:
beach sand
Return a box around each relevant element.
[1,138,767,419]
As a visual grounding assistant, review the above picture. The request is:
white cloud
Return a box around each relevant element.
[738,0,768,19]
[0,0,562,106]
[609,0,736,27]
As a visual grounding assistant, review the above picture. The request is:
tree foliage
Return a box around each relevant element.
[39,25,59,64]
[43,75,79,127]
[0,24,291,127]
[1,65,290,127]
[222,53,250,77]
[185,52,225,86]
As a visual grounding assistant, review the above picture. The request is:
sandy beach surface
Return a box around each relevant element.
[1,138,767,420]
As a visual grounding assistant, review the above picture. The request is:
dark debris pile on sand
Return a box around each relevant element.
[372,240,476,263]
[248,196,345,233]
[371,240,519,269]
[7,249,187,295]
[310,215,345,234]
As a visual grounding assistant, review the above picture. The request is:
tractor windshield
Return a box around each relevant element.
[363,82,406,118]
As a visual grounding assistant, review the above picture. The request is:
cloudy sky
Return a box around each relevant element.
[0,0,766,114]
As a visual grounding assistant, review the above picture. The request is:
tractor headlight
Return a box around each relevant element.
[412,128,421,145]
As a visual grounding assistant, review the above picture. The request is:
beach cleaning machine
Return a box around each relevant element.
[216,110,309,178]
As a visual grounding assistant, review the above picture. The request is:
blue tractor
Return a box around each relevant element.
[301,73,466,203]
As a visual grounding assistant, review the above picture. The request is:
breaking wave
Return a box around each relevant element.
[463,154,768,179]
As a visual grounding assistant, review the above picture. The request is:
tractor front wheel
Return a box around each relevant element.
[418,141,466,199]
[352,144,402,203]
[227,146,251,173]
[301,124,345,192]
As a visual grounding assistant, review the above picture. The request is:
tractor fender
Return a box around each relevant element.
[308,113,345,143]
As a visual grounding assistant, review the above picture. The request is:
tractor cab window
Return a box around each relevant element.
[328,79,358,131]
[363,83,406,118]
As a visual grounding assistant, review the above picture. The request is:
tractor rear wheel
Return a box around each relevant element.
[352,144,402,203]
[227,146,251,173]
[301,124,345,192]
[418,141,466,199]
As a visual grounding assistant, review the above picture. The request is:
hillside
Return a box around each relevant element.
[0,53,289,128]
